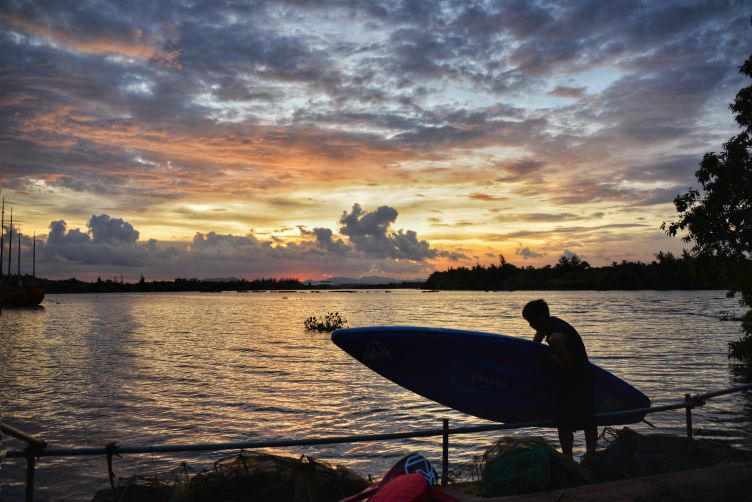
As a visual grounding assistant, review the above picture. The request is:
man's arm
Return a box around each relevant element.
[532,331,545,343]
[547,332,572,369]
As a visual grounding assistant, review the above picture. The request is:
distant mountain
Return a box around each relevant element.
[307,275,423,285]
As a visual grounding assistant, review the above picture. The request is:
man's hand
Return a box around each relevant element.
[532,331,545,343]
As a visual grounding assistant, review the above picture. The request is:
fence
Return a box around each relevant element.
[3,382,752,501]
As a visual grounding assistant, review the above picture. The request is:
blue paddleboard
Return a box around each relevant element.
[332,326,650,425]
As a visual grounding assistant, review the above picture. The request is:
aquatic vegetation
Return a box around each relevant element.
[304,312,347,332]
[729,311,752,359]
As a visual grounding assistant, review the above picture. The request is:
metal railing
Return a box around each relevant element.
[3,383,752,501]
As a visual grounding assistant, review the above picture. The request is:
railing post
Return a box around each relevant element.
[684,393,693,440]
[25,454,35,502]
[441,418,449,486]
[106,443,118,491]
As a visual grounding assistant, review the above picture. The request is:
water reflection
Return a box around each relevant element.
[1,290,750,500]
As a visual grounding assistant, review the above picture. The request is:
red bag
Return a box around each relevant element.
[369,473,431,502]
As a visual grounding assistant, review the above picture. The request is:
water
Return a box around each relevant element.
[1,290,751,500]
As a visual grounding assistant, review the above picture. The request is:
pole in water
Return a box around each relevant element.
[685,393,693,440]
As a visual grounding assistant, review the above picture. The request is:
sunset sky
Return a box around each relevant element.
[1,1,750,281]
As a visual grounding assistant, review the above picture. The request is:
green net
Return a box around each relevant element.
[482,446,552,497]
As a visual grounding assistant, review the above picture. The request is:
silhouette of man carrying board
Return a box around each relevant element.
[522,299,597,459]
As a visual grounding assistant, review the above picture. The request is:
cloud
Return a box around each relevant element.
[31,205,464,280]
[0,8,181,68]
[468,193,508,202]
[48,220,89,245]
[339,203,439,261]
[88,214,139,244]
[560,249,583,261]
[299,226,349,254]
[495,159,547,183]
[43,218,152,267]
[1,0,748,270]
[516,247,545,259]
[496,212,581,223]
[548,85,586,99]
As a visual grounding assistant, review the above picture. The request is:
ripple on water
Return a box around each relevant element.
[1,290,750,500]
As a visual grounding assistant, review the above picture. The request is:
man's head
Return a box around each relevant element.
[522,299,550,332]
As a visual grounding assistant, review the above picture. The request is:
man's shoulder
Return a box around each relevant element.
[548,331,566,345]
[550,316,577,332]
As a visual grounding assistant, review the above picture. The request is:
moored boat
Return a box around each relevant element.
[1,197,45,308]
[0,284,45,307]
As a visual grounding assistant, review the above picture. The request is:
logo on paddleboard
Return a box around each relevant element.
[403,453,437,485]
[364,341,390,360]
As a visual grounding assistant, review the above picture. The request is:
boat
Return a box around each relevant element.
[0,198,45,308]
[0,285,45,307]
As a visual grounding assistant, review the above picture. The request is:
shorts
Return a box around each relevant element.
[555,371,596,431]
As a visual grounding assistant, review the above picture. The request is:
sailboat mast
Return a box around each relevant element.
[7,207,12,279]
[33,231,36,278]
[0,198,4,288]
[17,231,21,277]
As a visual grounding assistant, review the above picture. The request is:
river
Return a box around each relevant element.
[1,290,750,500]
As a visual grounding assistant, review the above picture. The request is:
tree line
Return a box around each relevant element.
[424,251,728,291]
[36,276,306,293]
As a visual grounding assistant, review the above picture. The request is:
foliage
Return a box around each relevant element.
[664,54,752,360]
[38,276,306,293]
[424,251,724,291]
[304,312,347,332]
[35,276,424,293]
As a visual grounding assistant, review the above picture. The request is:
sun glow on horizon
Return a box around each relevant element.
[1,1,746,280]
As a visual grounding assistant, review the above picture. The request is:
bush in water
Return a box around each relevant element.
[304,312,347,332]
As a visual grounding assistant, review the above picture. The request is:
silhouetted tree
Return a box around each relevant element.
[664,54,752,360]
[424,252,711,291]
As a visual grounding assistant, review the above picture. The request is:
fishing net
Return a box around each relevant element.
[176,452,368,501]
[477,435,592,497]
[92,452,368,502]
[583,427,752,482]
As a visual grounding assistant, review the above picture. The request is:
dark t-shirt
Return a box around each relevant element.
[544,316,595,429]
[546,316,590,376]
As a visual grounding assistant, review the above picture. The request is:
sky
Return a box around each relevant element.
[0,0,750,281]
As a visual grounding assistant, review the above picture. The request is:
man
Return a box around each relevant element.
[522,299,597,459]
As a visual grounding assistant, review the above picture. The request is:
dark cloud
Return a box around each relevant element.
[339,203,438,261]
[1,0,749,271]
[31,204,462,279]
[44,218,152,267]
[516,247,545,259]
[48,220,89,245]
[88,214,139,243]
[561,250,583,261]
[311,227,348,254]
[633,185,691,207]
[548,85,587,99]
[626,155,700,183]
[495,159,547,183]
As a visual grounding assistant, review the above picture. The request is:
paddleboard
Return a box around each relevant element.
[332,326,650,425]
